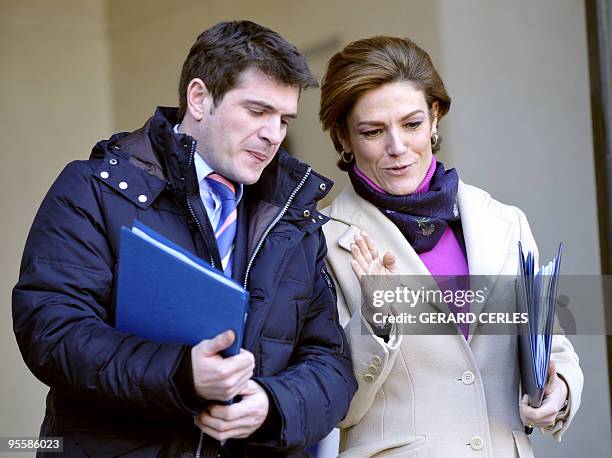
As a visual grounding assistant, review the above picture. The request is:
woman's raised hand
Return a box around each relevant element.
[350,231,397,279]
[350,231,397,327]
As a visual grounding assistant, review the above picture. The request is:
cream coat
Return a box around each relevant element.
[322,182,583,458]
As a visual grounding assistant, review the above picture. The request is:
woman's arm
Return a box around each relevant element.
[514,207,584,440]
[327,232,405,428]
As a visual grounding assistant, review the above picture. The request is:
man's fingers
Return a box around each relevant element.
[209,355,253,391]
[225,349,255,373]
[199,408,248,428]
[194,417,252,441]
[208,401,250,422]
[213,367,252,401]
[198,330,235,356]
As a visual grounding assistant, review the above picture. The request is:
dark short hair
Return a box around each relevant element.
[178,20,317,119]
[319,36,451,171]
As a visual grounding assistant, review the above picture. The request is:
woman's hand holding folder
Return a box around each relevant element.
[520,361,569,432]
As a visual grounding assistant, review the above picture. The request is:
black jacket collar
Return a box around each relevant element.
[90,106,333,211]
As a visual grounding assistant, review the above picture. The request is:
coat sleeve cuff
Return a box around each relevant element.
[246,376,292,448]
[541,336,584,442]
[171,346,208,416]
[339,311,402,428]
[245,379,282,443]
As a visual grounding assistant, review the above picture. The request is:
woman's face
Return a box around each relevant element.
[341,81,438,195]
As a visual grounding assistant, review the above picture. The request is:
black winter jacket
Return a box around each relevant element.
[12,107,357,457]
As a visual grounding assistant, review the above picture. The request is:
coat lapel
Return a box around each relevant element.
[456,182,512,340]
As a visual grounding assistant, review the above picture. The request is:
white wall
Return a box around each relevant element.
[436,1,611,454]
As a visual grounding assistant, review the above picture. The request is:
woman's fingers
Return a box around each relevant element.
[382,251,397,272]
[361,232,379,259]
[350,259,365,280]
[351,242,369,272]
[354,236,373,263]
[544,361,558,396]
[353,232,398,276]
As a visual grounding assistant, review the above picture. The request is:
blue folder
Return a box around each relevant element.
[517,241,562,432]
[114,221,248,357]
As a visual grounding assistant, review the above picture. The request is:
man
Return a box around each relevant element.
[13,21,356,457]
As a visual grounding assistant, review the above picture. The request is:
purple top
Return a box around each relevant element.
[416,158,468,276]
[412,158,470,338]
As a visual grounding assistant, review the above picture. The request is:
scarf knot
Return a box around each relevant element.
[348,159,460,253]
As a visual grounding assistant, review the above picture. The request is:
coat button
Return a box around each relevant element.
[469,436,484,450]
[303,209,311,218]
[138,194,148,203]
[100,171,109,179]
[363,373,375,383]
[119,181,128,190]
[367,364,378,374]
[319,183,327,191]
[371,355,382,366]
[109,158,118,165]
[461,371,475,385]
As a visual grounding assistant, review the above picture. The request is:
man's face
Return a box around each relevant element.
[190,68,299,185]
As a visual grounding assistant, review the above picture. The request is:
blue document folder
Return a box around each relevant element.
[114,221,248,357]
[517,241,562,431]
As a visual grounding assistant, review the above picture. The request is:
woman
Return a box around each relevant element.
[319,36,583,457]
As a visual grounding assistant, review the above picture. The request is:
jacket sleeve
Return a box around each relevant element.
[335,284,403,429]
[12,161,194,418]
[250,232,358,452]
[320,222,404,429]
[515,207,584,441]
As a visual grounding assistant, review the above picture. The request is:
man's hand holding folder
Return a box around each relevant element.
[190,329,270,440]
[115,222,271,441]
[192,330,254,401]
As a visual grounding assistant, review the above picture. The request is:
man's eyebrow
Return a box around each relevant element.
[244,100,297,118]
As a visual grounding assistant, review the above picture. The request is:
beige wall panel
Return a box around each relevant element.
[0,0,112,448]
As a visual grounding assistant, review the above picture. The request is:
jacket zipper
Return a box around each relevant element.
[196,165,311,458]
[320,266,344,354]
[185,140,216,270]
[321,267,334,291]
[188,139,212,458]
[242,167,312,289]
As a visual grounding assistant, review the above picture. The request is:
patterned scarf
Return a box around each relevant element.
[348,160,460,253]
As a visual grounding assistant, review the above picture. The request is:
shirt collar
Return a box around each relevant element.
[173,124,243,202]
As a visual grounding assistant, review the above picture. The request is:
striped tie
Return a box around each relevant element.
[205,173,237,277]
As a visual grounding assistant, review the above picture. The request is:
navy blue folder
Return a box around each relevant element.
[114,221,248,357]
[517,241,562,433]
